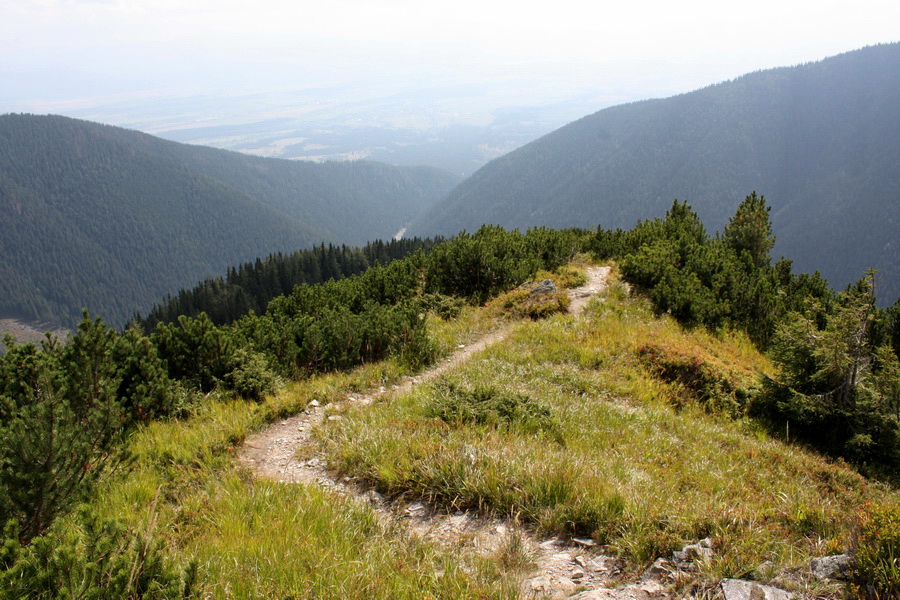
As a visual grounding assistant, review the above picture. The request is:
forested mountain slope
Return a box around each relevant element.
[410,44,900,302]
[0,114,459,327]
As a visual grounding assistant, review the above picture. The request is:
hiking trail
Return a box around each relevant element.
[238,267,673,599]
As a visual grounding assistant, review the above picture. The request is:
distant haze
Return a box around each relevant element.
[2,0,898,174]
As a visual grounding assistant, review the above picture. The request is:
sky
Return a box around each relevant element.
[1,0,899,116]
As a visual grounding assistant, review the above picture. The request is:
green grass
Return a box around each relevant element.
[320,276,898,596]
[179,475,514,599]
[427,303,510,355]
[93,359,519,599]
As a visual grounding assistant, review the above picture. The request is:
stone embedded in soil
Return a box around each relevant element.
[641,558,673,581]
[525,575,553,594]
[405,502,427,517]
[672,539,713,570]
[810,554,851,580]
[720,579,794,600]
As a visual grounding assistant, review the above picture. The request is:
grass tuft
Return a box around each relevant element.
[425,381,561,441]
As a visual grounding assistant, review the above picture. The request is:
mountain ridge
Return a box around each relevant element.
[410,43,900,302]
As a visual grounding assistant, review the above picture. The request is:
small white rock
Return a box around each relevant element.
[406,502,427,516]
[572,537,596,547]
[721,578,793,600]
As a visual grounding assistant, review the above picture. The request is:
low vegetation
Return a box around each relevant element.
[1,200,898,598]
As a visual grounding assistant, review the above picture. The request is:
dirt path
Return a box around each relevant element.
[238,267,610,484]
[235,323,515,487]
[237,267,672,599]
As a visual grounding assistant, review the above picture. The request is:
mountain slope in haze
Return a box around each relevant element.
[410,44,900,302]
[0,114,459,327]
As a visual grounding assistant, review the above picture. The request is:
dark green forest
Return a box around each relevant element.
[0,114,459,327]
[410,43,900,304]
[137,237,442,329]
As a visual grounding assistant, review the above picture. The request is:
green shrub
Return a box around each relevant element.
[0,318,130,542]
[0,508,187,600]
[151,313,233,393]
[223,348,282,402]
[753,273,900,476]
[113,325,180,422]
[607,194,833,347]
[425,226,543,303]
[416,293,466,320]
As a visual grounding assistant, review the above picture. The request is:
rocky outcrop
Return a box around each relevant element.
[526,279,557,296]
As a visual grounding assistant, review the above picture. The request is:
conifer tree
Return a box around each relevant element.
[722,191,775,269]
[0,314,128,542]
[759,270,900,469]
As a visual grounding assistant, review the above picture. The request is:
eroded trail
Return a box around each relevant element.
[236,317,514,487]
[239,267,609,485]
[237,267,671,599]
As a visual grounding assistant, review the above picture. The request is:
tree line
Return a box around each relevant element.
[137,237,442,329]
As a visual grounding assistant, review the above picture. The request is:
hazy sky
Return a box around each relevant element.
[2,0,898,113]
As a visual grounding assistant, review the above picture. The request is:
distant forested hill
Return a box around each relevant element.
[411,44,900,302]
[0,114,459,327]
